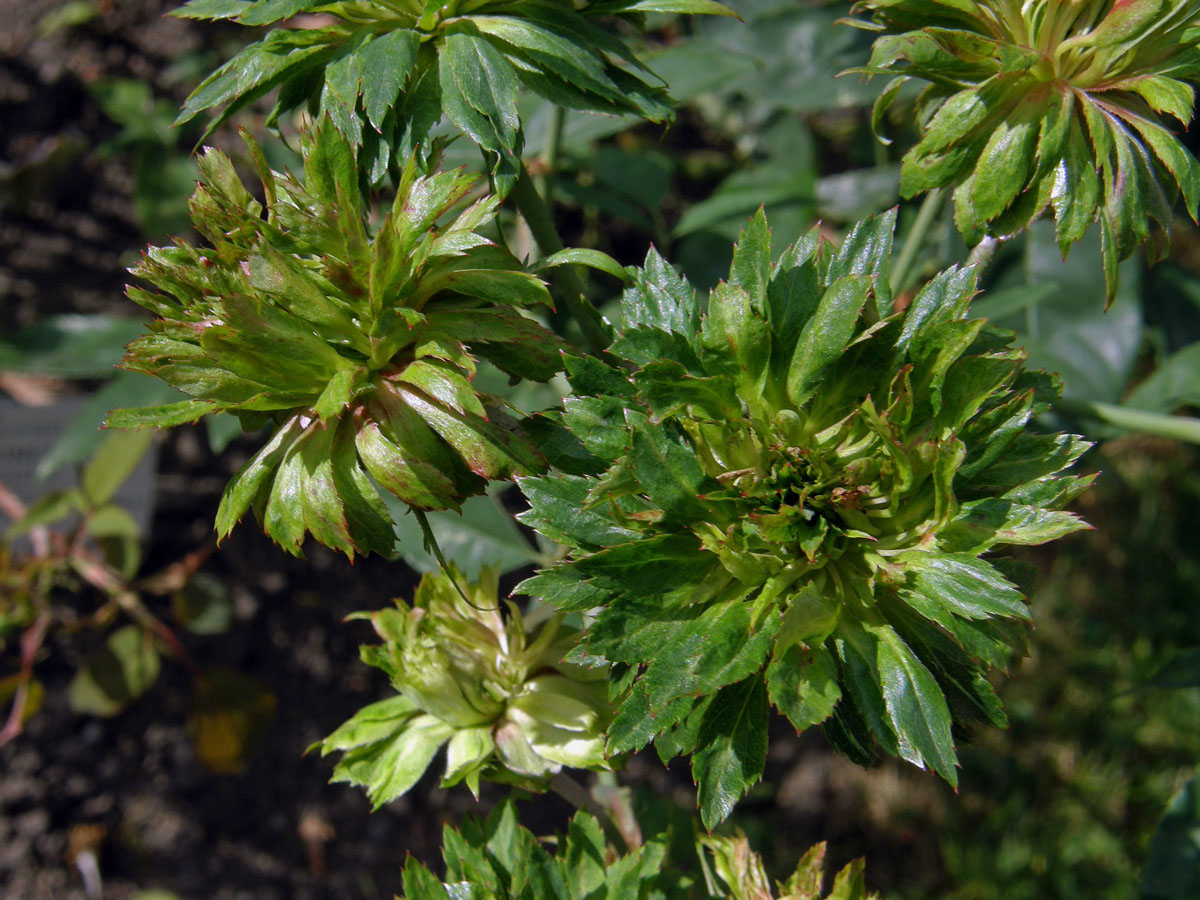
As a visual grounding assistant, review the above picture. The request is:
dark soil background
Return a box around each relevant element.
[0,3,1127,899]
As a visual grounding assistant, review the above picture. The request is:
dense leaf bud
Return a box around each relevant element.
[518,210,1093,827]
[849,0,1200,301]
[317,566,611,806]
[110,122,561,558]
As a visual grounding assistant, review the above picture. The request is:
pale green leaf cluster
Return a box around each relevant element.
[171,0,735,189]
[850,0,1200,300]
[702,833,881,900]
[109,121,561,558]
[518,210,1092,827]
[316,566,611,805]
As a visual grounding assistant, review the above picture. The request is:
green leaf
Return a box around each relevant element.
[897,553,1029,621]
[356,421,460,510]
[0,314,146,377]
[439,31,521,157]
[691,675,770,830]
[616,0,738,14]
[262,434,308,554]
[170,0,248,19]
[81,428,155,506]
[872,623,958,785]
[827,208,896,316]
[471,16,623,104]
[766,642,842,733]
[1120,74,1196,124]
[621,247,700,338]
[401,387,543,481]
[359,30,420,131]
[68,625,161,717]
[940,498,1089,554]
[969,102,1039,220]
[216,417,303,540]
[173,574,236,635]
[700,282,771,400]
[533,247,632,283]
[517,474,640,550]
[641,601,779,717]
[627,415,711,524]
[319,695,417,753]
[333,713,455,809]
[786,274,873,405]
[236,0,309,26]
[1143,770,1200,900]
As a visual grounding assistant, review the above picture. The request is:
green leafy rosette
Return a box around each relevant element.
[171,0,736,189]
[517,210,1093,827]
[109,122,562,557]
[316,566,611,805]
[850,0,1200,300]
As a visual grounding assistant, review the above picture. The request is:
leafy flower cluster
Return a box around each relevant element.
[317,566,610,805]
[110,122,561,557]
[852,0,1200,299]
[518,210,1092,827]
[172,0,734,189]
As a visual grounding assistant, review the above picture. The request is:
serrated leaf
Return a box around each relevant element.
[766,642,842,733]
[828,208,896,315]
[517,474,640,550]
[897,553,1029,621]
[692,676,769,830]
[641,600,779,717]
[627,415,710,523]
[334,713,455,808]
[786,274,873,405]
[872,623,958,784]
[621,247,699,337]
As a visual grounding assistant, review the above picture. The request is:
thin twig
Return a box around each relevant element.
[0,478,50,558]
[0,611,52,746]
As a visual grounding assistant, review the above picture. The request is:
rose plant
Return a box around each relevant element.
[79,0,1200,895]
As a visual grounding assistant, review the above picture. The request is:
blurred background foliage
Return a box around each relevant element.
[4,0,1200,897]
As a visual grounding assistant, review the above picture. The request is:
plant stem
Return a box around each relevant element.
[1054,399,1200,444]
[890,188,945,297]
[535,105,565,206]
[550,772,629,855]
[966,235,1002,277]
[0,612,51,747]
[511,165,611,355]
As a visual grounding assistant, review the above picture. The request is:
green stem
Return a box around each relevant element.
[966,235,1002,277]
[511,165,611,355]
[535,105,565,206]
[890,188,945,297]
[549,772,630,854]
[1055,398,1200,444]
